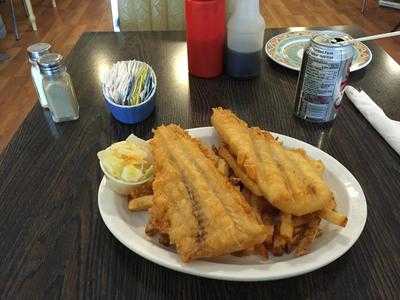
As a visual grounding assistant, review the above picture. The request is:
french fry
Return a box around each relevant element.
[218,147,263,196]
[128,195,154,211]
[242,188,263,224]
[271,231,287,256]
[262,212,275,246]
[293,213,317,227]
[250,193,275,246]
[319,208,348,227]
[242,190,275,250]
[243,186,278,216]
[280,212,294,241]
[294,226,304,235]
[217,158,230,176]
[199,142,220,164]
[325,196,337,210]
[286,229,306,253]
[129,180,153,199]
[294,217,321,256]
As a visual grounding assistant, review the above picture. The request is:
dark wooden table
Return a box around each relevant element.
[1,26,399,299]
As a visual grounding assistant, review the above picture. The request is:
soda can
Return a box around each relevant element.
[294,32,354,123]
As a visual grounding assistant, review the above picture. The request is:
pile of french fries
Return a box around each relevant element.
[127,145,348,259]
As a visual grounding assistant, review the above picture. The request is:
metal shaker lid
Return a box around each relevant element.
[38,53,64,75]
[27,43,51,62]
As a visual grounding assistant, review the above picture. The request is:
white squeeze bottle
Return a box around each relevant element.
[226,0,266,78]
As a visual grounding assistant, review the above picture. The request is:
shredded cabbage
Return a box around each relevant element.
[97,134,153,182]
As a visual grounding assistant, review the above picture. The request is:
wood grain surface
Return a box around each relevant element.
[0,0,112,153]
[0,27,399,299]
[1,0,400,152]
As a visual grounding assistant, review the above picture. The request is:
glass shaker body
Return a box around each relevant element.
[42,69,79,123]
[30,61,48,108]
[27,43,51,108]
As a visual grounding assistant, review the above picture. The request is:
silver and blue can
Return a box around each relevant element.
[294,32,354,123]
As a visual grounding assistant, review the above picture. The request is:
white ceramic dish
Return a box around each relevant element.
[98,127,367,281]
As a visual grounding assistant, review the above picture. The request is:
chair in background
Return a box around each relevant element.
[111,0,235,32]
[8,0,57,40]
[362,0,400,15]
[23,0,37,31]
[9,0,20,39]
[0,13,9,61]
[361,0,400,31]
[361,0,368,14]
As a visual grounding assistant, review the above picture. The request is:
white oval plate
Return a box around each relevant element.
[265,30,372,72]
[98,127,367,281]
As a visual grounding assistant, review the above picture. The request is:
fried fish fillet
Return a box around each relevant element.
[211,108,332,216]
[211,108,258,181]
[147,124,267,262]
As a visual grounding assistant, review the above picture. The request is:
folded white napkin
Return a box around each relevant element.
[345,86,400,155]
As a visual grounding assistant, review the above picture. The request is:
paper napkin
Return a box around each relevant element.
[345,86,400,155]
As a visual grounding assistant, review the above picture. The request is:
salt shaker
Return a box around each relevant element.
[37,53,79,123]
[27,43,51,108]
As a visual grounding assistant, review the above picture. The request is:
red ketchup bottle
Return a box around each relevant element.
[185,0,225,78]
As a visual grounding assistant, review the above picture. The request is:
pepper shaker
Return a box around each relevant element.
[37,53,79,123]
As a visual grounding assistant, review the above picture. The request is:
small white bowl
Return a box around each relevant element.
[99,161,152,196]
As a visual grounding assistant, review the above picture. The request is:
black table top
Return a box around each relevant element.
[1,26,399,299]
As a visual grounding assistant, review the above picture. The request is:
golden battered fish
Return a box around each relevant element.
[211,108,332,216]
[251,127,332,216]
[147,124,267,262]
[211,108,258,181]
